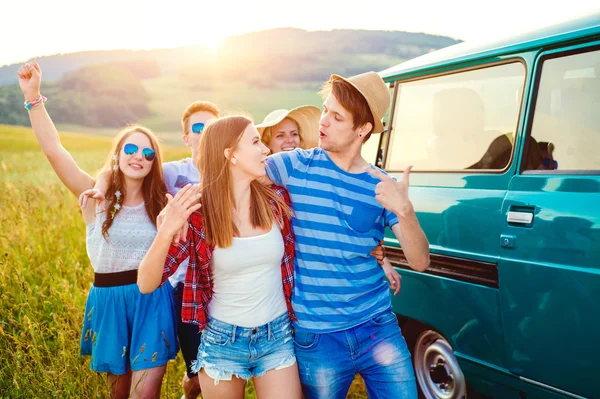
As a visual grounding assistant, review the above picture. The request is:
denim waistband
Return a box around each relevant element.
[206,312,289,341]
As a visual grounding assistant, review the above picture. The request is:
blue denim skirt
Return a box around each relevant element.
[80,282,179,374]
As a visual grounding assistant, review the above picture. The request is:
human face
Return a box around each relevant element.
[231,124,270,180]
[319,93,361,153]
[118,132,155,180]
[267,118,301,154]
[183,110,218,152]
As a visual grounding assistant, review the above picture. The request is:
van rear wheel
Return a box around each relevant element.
[413,330,467,399]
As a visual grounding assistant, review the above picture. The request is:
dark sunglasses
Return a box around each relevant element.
[191,122,205,135]
[123,143,156,161]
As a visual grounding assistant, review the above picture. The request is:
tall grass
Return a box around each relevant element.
[0,124,368,398]
[0,124,187,397]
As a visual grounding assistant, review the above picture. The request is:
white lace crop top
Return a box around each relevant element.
[86,203,157,274]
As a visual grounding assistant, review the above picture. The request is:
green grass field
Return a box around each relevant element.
[0,124,368,398]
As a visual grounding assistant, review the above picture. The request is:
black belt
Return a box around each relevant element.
[94,269,138,287]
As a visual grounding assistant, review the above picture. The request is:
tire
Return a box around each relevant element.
[410,328,468,399]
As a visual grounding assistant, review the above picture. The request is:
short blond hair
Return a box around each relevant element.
[181,101,220,133]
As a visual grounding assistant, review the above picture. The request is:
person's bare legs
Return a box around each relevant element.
[107,371,132,399]
[253,363,302,399]
[130,365,167,399]
[182,372,201,399]
[198,369,246,399]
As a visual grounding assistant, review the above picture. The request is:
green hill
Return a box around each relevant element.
[0,28,460,132]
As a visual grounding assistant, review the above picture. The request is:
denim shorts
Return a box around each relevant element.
[192,312,296,384]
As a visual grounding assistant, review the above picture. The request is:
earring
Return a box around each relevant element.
[112,154,119,171]
[232,157,238,165]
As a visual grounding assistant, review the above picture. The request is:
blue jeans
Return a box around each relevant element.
[294,310,417,399]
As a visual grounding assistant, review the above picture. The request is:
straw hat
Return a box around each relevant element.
[329,71,390,134]
[256,105,321,149]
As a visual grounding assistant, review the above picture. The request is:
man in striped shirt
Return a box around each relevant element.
[263,71,430,399]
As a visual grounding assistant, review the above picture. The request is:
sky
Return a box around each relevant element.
[1,0,599,67]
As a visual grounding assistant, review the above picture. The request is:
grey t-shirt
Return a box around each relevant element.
[162,158,200,287]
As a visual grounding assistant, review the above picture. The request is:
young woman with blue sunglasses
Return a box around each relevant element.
[17,61,179,399]
[80,100,220,399]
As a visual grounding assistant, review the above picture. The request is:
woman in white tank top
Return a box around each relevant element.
[138,116,302,399]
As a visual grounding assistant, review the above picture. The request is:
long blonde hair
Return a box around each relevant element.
[198,116,291,248]
[100,125,167,238]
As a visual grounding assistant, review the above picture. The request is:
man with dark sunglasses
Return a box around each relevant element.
[163,102,218,195]
[163,101,220,399]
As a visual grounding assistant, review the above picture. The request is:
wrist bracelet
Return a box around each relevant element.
[24,95,47,111]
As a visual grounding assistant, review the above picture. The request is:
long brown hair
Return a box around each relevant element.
[101,125,167,237]
[198,116,291,248]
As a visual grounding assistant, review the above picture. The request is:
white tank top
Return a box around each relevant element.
[208,223,287,327]
[86,203,157,273]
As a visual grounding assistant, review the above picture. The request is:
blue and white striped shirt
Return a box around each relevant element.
[266,148,398,333]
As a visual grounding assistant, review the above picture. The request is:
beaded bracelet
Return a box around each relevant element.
[24,95,47,111]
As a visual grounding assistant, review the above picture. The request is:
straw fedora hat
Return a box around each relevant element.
[329,71,390,134]
[256,105,321,149]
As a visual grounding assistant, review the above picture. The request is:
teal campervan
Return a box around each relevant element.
[367,11,600,399]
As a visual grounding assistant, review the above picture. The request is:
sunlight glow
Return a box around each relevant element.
[1,0,598,66]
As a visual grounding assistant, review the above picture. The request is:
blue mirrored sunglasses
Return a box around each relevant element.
[191,122,205,135]
[123,143,156,161]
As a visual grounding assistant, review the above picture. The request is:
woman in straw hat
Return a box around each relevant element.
[256,106,321,154]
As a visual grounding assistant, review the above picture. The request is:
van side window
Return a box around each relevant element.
[387,63,525,171]
[526,49,600,172]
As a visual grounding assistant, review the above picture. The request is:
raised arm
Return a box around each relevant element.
[366,166,430,272]
[390,209,430,272]
[17,62,94,198]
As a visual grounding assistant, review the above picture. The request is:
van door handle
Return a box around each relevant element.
[507,206,535,226]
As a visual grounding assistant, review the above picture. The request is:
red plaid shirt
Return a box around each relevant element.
[160,185,296,330]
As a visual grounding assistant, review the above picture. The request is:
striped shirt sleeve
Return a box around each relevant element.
[266,149,307,188]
